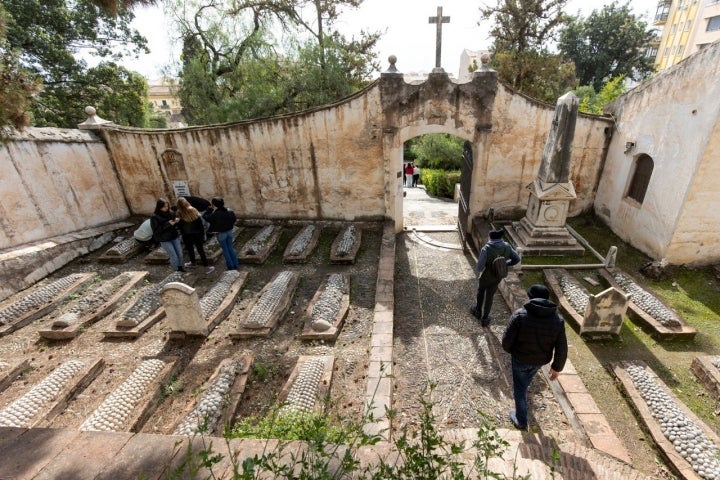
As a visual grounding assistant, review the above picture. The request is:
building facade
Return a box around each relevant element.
[652,0,720,70]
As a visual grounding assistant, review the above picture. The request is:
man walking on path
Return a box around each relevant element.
[501,284,568,430]
[470,229,520,326]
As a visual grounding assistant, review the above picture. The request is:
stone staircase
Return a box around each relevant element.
[440,428,653,479]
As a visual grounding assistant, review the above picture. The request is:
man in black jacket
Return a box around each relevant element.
[501,284,567,430]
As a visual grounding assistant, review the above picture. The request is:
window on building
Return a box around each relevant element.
[678,44,684,56]
[655,3,670,22]
[645,46,659,58]
[626,155,654,204]
[670,23,677,34]
[685,20,691,31]
[161,100,169,109]
[708,15,720,32]
[664,47,670,56]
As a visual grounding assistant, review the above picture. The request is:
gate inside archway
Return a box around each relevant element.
[458,140,473,252]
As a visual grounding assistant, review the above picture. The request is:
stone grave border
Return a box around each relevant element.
[143,245,170,265]
[543,268,618,339]
[690,356,720,402]
[238,225,283,264]
[299,274,350,341]
[0,359,30,393]
[230,271,298,339]
[102,275,193,339]
[0,272,96,337]
[283,225,322,263]
[39,271,149,340]
[611,360,719,480]
[98,238,144,264]
[330,225,362,264]
[168,271,248,340]
[0,358,105,428]
[598,269,696,340]
[82,356,180,433]
[278,355,335,412]
[172,355,253,436]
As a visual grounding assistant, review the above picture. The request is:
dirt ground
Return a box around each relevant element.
[0,223,382,434]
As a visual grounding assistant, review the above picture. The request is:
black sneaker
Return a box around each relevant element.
[481,318,490,327]
[509,411,528,431]
[469,306,482,319]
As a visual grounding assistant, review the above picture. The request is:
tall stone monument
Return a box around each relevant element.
[508,92,585,255]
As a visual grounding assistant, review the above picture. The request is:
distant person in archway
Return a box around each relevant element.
[470,228,520,326]
[405,162,414,187]
[412,163,420,187]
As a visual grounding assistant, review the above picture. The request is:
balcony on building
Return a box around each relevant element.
[654,0,671,24]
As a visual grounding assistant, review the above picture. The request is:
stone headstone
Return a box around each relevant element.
[160,282,208,336]
[580,287,628,336]
[605,246,618,268]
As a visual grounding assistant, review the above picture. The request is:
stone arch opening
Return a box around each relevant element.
[625,154,654,205]
[396,128,473,231]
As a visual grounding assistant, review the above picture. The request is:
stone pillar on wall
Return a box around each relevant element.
[507,92,585,255]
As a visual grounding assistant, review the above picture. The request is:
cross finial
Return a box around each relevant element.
[428,6,450,69]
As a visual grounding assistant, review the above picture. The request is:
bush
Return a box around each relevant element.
[420,169,460,198]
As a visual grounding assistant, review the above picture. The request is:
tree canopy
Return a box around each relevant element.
[408,134,464,171]
[479,0,576,103]
[172,0,380,124]
[0,0,150,127]
[558,1,655,91]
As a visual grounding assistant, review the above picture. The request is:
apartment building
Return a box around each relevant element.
[651,0,720,70]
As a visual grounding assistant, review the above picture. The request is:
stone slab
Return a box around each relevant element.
[33,430,131,480]
[35,358,105,428]
[598,269,696,340]
[173,355,253,435]
[612,360,718,480]
[690,355,720,401]
[230,271,298,339]
[0,358,30,393]
[330,225,362,264]
[0,272,96,337]
[283,225,322,263]
[168,271,248,340]
[299,274,350,341]
[94,432,180,480]
[238,225,282,264]
[0,427,81,479]
[102,307,166,338]
[39,271,149,340]
[97,239,144,264]
[278,355,335,412]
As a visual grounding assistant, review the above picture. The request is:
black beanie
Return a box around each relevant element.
[527,284,550,299]
[489,229,504,240]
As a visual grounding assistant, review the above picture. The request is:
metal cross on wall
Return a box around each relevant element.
[428,6,450,69]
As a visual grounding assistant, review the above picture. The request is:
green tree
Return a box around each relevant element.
[0,5,41,132]
[409,134,464,171]
[173,0,380,124]
[479,0,576,103]
[558,1,655,91]
[576,75,626,114]
[1,0,149,127]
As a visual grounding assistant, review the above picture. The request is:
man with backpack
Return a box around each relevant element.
[470,228,520,327]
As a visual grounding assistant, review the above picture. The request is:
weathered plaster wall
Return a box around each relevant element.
[0,128,129,250]
[97,86,387,221]
[596,41,720,265]
[469,83,611,221]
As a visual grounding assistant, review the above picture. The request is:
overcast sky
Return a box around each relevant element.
[123,0,659,80]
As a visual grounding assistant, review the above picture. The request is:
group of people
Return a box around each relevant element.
[471,228,568,431]
[403,162,420,188]
[134,195,240,274]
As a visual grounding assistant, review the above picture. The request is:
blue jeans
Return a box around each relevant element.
[217,230,239,270]
[161,237,183,271]
[511,357,541,427]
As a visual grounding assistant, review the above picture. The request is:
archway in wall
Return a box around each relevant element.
[401,133,465,230]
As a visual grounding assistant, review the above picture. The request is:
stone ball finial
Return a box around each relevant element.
[85,106,97,116]
[386,55,399,73]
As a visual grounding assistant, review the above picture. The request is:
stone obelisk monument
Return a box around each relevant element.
[508,92,585,255]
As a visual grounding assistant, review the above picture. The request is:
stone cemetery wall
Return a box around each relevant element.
[597,40,720,266]
[96,86,387,221]
[0,128,129,250]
